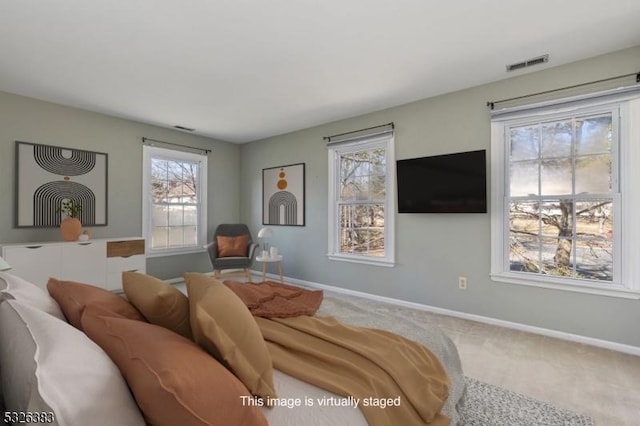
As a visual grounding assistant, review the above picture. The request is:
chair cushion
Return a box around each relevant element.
[0,299,145,426]
[184,272,276,400]
[122,272,192,339]
[217,234,249,257]
[47,278,145,330]
[81,307,268,426]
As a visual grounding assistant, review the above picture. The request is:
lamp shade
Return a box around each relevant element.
[257,227,273,238]
[0,256,11,271]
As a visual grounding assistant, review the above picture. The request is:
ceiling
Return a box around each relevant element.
[1,1,639,143]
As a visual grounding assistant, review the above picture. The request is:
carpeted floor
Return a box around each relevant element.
[459,377,595,426]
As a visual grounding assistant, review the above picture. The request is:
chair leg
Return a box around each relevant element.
[245,268,252,283]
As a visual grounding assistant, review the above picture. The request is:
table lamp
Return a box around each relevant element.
[257,227,273,251]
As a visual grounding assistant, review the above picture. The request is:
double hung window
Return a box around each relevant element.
[142,145,207,256]
[327,130,395,266]
[490,90,640,297]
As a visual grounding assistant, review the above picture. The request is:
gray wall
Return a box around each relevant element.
[0,91,241,279]
[240,46,640,347]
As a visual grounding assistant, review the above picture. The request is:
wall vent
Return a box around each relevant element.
[506,54,549,72]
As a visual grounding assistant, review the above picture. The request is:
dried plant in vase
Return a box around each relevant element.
[57,200,83,241]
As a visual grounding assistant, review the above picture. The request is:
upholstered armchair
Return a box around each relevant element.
[206,224,258,282]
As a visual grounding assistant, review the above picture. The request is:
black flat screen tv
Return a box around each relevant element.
[396,149,487,213]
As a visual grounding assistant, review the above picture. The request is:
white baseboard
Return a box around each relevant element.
[279,274,640,357]
[175,269,640,356]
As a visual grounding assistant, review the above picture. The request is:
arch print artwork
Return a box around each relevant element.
[16,141,108,227]
[262,163,305,226]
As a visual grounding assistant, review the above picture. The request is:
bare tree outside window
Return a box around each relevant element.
[338,148,386,256]
[508,114,614,281]
[150,157,200,250]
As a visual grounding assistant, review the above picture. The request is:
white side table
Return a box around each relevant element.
[255,254,283,283]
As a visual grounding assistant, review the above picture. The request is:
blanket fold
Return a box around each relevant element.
[224,281,323,317]
[256,315,450,426]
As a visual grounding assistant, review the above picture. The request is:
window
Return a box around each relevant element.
[142,145,207,257]
[327,131,395,266]
[491,90,640,297]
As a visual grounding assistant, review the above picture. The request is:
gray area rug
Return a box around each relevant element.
[459,376,595,426]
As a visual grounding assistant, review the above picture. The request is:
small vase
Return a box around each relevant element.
[60,218,82,241]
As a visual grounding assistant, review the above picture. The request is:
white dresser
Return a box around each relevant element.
[1,237,145,291]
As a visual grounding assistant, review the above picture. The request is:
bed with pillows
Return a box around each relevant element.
[0,270,465,426]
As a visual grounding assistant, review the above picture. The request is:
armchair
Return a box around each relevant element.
[206,224,258,282]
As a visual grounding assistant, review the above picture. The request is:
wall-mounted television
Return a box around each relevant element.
[396,149,487,213]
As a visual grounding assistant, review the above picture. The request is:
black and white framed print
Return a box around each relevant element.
[262,162,305,226]
[15,141,108,227]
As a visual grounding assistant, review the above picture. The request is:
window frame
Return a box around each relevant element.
[142,145,208,257]
[327,133,396,267]
[490,92,640,299]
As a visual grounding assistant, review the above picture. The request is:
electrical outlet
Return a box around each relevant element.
[458,276,468,290]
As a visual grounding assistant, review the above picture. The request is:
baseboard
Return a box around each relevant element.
[279,274,640,357]
[174,269,640,356]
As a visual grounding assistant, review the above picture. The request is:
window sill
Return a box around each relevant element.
[491,272,640,299]
[327,253,395,267]
[146,246,206,258]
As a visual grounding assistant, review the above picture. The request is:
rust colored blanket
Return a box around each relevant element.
[224,281,323,317]
[255,315,450,426]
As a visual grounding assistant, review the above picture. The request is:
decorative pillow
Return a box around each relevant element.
[122,271,192,339]
[0,272,65,320]
[81,307,268,426]
[0,299,145,426]
[217,234,249,257]
[47,278,145,329]
[184,272,276,400]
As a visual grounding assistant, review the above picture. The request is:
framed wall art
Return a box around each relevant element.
[262,162,305,226]
[15,141,108,227]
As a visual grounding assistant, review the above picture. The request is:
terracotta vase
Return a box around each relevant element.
[60,218,82,241]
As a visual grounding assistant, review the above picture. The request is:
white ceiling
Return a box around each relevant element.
[1,1,639,143]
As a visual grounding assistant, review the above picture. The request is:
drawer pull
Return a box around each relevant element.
[26,246,43,249]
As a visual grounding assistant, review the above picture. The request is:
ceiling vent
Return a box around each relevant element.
[506,54,549,72]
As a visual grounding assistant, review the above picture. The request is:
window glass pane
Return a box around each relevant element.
[509,234,539,273]
[541,158,572,195]
[575,155,611,193]
[541,237,573,277]
[576,115,612,156]
[168,205,184,226]
[168,227,184,247]
[152,205,168,226]
[370,175,386,200]
[575,238,613,281]
[183,226,198,246]
[183,206,198,226]
[510,126,539,160]
[509,201,540,236]
[151,226,168,249]
[540,200,573,237]
[338,204,384,256]
[510,160,539,196]
[575,201,613,239]
[541,120,572,158]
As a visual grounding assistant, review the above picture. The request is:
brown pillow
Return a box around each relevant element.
[184,272,276,400]
[81,306,267,426]
[216,234,249,257]
[47,278,145,329]
[122,272,192,339]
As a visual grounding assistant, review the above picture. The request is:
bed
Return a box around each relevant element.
[0,270,465,426]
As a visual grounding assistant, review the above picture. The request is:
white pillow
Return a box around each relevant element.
[0,272,65,320]
[0,299,145,426]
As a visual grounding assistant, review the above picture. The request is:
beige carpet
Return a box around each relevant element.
[316,290,639,426]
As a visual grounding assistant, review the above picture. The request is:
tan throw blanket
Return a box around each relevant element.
[224,281,323,317]
[255,315,450,426]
